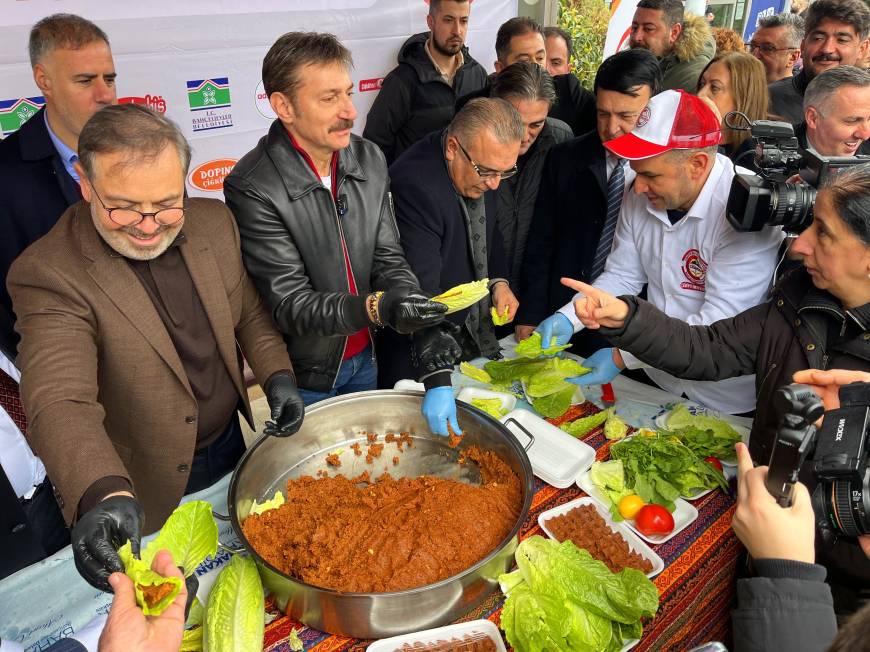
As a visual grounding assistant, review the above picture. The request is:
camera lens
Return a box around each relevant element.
[813,470,870,537]
[769,182,816,232]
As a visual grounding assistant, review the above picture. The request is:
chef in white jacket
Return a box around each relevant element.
[535,89,783,415]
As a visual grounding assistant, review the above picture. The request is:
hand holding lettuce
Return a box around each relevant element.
[499,536,659,651]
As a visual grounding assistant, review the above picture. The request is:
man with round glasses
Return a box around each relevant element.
[7,103,304,593]
[377,97,523,436]
[746,13,804,84]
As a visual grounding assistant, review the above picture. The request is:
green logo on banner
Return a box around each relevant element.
[0,97,45,137]
[186,78,231,111]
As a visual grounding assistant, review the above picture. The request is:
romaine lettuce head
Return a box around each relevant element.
[561,409,610,437]
[203,555,264,652]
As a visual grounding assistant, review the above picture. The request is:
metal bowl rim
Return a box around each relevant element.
[227,389,534,597]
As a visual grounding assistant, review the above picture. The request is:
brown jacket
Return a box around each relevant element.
[8,198,292,532]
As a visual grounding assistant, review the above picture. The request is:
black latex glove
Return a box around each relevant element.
[412,322,463,374]
[263,372,305,437]
[72,495,144,593]
[378,290,448,334]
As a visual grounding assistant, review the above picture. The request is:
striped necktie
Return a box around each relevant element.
[590,159,625,281]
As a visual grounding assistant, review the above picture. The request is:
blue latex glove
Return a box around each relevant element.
[422,386,461,437]
[535,313,574,348]
[570,347,622,385]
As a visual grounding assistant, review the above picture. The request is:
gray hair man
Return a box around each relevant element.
[8,103,304,592]
[800,65,870,156]
[748,13,805,83]
[379,98,524,436]
[0,13,117,355]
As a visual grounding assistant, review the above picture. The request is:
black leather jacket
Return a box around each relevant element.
[224,121,420,392]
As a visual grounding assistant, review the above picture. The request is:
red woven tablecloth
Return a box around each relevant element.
[262,426,743,651]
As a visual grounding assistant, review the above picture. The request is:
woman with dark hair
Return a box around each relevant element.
[697,51,769,164]
[563,163,870,611]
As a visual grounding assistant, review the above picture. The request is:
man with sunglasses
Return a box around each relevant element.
[7,104,304,593]
[377,98,523,436]
[746,13,804,84]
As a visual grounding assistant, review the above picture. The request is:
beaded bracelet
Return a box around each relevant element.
[367,291,385,327]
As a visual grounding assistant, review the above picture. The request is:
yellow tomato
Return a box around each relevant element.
[618,494,646,520]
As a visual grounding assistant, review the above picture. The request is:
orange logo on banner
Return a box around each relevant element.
[359,78,384,92]
[118,95,167,113]
[189,158,237,192]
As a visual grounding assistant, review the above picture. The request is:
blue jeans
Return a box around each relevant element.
[297,344,377,406]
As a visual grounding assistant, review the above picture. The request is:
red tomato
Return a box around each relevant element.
[634,504,675,536]
[704,456,724,472]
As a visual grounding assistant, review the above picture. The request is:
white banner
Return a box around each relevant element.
[0,0,515,197]
[603,0,640,58]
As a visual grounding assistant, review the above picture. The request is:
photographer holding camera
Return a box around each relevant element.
[731,369,870,651]
[563,162,870,607]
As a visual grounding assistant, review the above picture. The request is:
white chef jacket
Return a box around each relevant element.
[0,352,46,499]
[559,153,784,414]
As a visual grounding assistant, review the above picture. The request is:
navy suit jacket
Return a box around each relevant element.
[515,130,615,358]
[0,108,80,355]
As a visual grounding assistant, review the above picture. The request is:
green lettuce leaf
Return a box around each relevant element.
[181,625,203,652]
[459,361,492,384]
[432,279,489,314]
[561,409,610,437]
[203,555,264,652]
[484,357,548,383]
[589,460,633,520]
[525,358,589,398]
[118,541,184,616]
[603,412,629,440]
[471,397,509,420]
[491,305,511,326]
[498,536,659,652]
[288,628,304,652]
[531,385,576,418]
[515,332,572,358]
[147,501,218,576]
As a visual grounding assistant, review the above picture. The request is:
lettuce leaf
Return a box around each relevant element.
[203,555,264,652]
[471,397,509,420]
[525,358,589,398]
[250,491,286,516]
[515,332,572,358]
[589,460,634,520]
[485,357,548,383]
[432,279,489,314]
[118,542,184,616]
[665,405,742,461]
[491,305,511,326]
[459,361,492,384]
[147,501,219,575]
[603,412,629,440]
[498,536,658,652]
[561,409,610,437]
[530,385,576,418]
[288,628,304,652]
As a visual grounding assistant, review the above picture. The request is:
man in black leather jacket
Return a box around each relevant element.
[225,32,448,404]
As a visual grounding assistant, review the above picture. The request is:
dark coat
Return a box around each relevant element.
[732,560,837,652]
[224,122,420,393]
[769,68,810,125]
[0,108,81,355]
[456,72,597,138]
[363,32,488,165]
[497,117,572,291]
[514,131,615,357]
[377,130,507,387]
[598,267,870,585]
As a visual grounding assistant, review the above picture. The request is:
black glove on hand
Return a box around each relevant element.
[412,322,463,374]
[263,372,305,437]
[378,290,448,334]
[72,495,144,593]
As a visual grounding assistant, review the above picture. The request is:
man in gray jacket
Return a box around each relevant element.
[225,32,447,404]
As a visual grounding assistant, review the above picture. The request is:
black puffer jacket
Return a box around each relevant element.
[224,121,420,392]
[496,117,572,292]
[600,267,870,585]
[363,32,487,165]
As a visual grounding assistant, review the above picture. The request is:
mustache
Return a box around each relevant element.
[329,119,354,133]
[812,53,841,62]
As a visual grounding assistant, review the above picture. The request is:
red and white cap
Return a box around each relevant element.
[604,89,722,160]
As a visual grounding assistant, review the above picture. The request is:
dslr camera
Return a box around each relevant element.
[726,119,869,233]
[766,382,870,540]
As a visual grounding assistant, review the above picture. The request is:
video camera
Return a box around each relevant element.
[766,382,870,540]
[725,118,869,234]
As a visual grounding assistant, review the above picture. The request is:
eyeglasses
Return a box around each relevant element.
[90,187,185,227]
[455,139,518,181]
[745,41,796,54]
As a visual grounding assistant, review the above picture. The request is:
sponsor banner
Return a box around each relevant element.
[254,80,276,120]
[187,77,233,132]
[0,96,44,137]
[604,0,639,58]
[188,158,238,192]
[742,0,788,41]
[359,77,384,92]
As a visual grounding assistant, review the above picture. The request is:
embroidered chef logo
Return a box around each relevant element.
[636,106,651,128]
[680,248,707,292]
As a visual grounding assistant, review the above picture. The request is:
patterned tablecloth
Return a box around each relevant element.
[261,422,744,652]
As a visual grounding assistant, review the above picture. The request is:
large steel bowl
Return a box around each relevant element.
[227,390,533,639]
